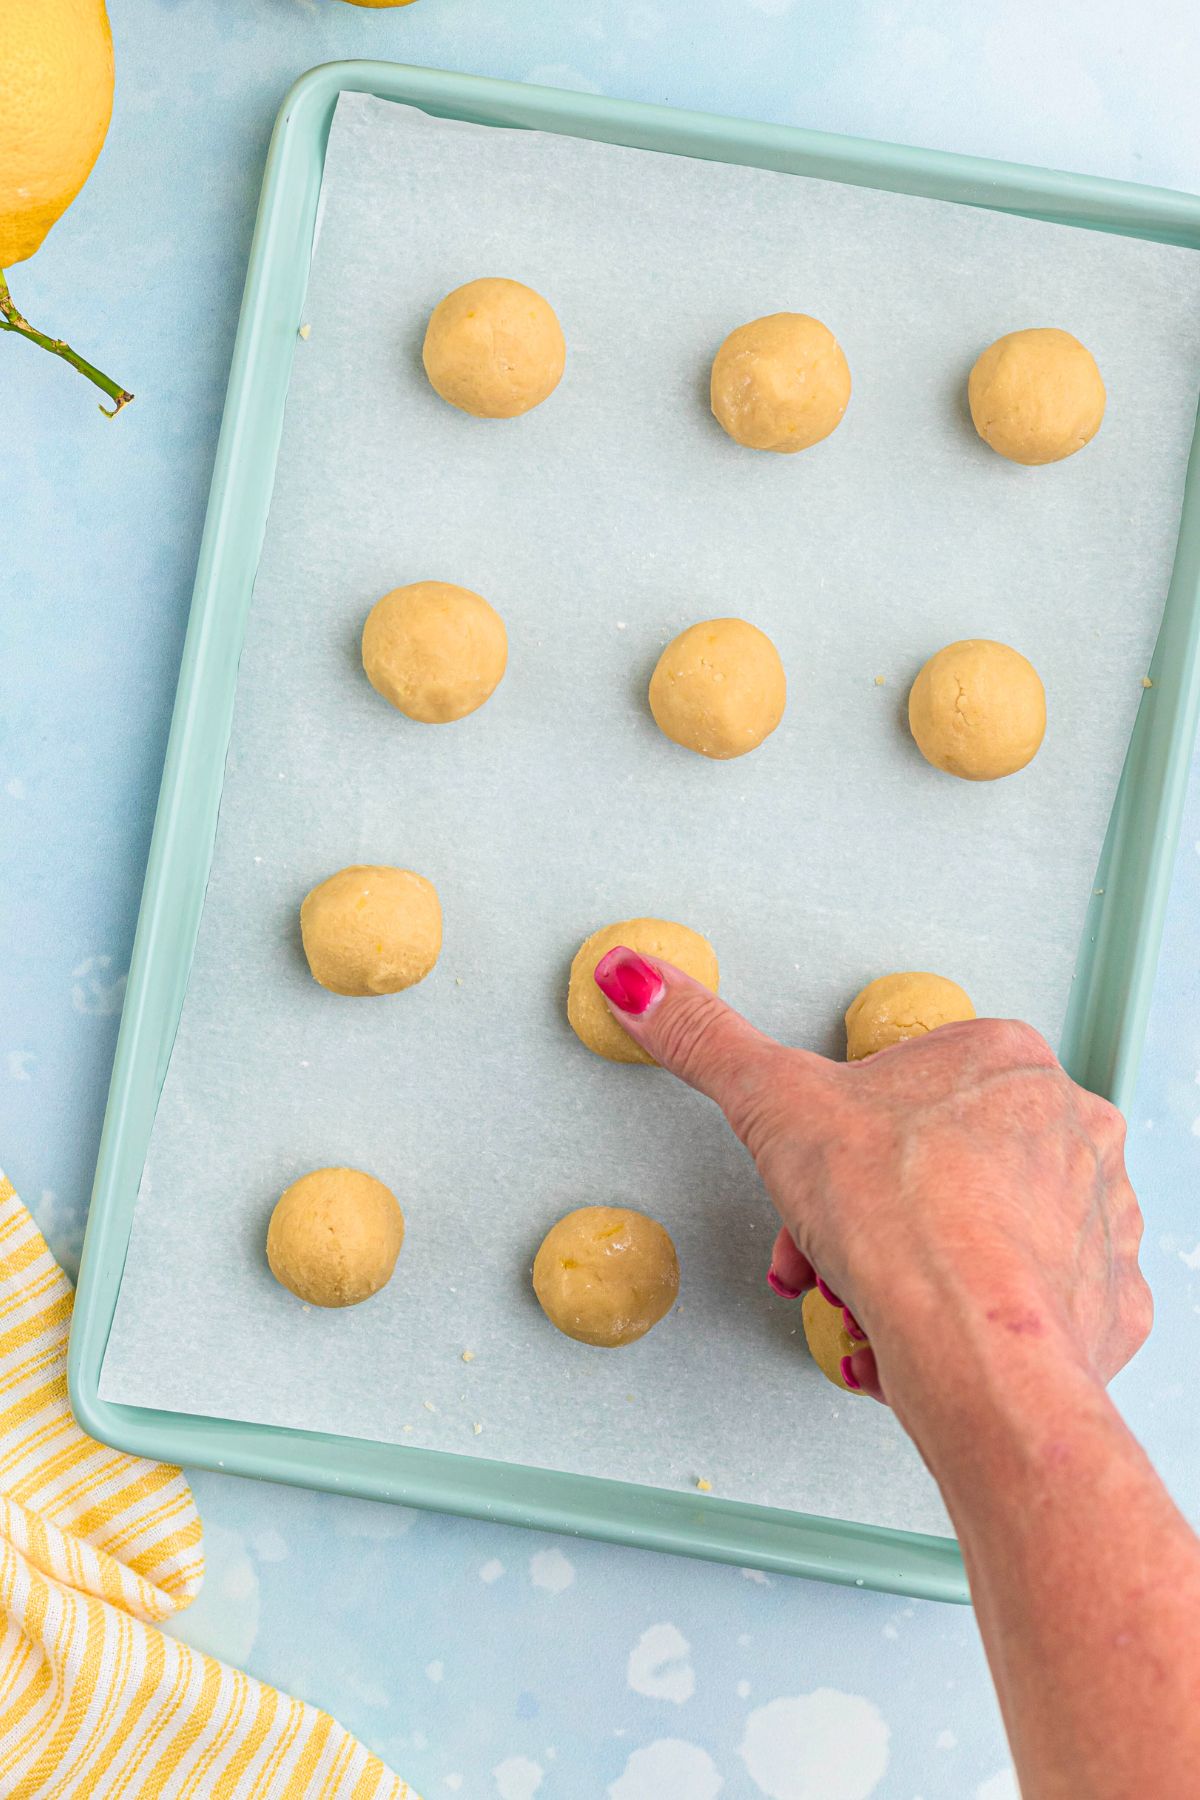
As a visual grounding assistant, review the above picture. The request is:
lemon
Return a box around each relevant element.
[0,0,115,268]
[0,1,129,413]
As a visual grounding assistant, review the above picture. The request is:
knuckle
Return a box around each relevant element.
[651,989,729,1078]
[991,1017,1057,1066]
[1128,1272,1155,1347]
[1092,1094,1128,1150]
[723,1050,828,1158]
[951,1016,1057,1070]
[726,1082,786,1160]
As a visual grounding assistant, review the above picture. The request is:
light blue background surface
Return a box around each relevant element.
[3,3,1200,1796]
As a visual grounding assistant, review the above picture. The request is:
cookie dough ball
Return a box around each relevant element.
[533,1206,679,1347]
[362,581,507,724]
[710,312,851,453]
[802,1288,867,1393]
[301,865,442,997]
[968,328,1105,465]
[267,1167,405,1308]
[649,618,786,760]
[845,971,976,1061]
[567,918,719,1065]
[909,639,1046,781]
[422,278,566,418]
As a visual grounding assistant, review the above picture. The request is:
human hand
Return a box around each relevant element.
[592,947,1151,1427]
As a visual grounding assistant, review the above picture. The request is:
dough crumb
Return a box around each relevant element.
[874,675,886,686]
[423,1400,437,1413]
[455,977,464,987]
[461,1350,475,1362]
[1142,676,1154,688]
[696,1478,713,1493]
[297,323,311,340]
[402,1424,413,1434]
[472,1422,483,1435]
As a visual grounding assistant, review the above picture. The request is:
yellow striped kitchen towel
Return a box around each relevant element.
[0,1171,416,1799]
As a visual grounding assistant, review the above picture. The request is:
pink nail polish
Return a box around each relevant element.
[843,1308,868,1342]
[594,947,664,1016]
[816,1276,844,1310]
[767,1268,803,1301]
[840,1354,862,1391]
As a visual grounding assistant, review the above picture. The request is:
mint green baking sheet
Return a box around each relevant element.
[69,63,1200,1604]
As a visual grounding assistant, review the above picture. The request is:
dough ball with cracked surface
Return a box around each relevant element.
[968,328,1105,465]
[710,312,850,453]
[567,917,719,1065]
[533,1206,680,1347]
[649,617,786,760]
[909,638,1045,781]
[422,277,565,418]
[802,1288,867,1393]
[267,1167,405,1308]
[362,581,507,724]
[845,970,975,1061]
[301,865,442,997]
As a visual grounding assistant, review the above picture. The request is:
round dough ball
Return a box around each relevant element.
[301,865,442,997]
[362,581,508,724]
[533,1206,680,1347]
[267,1167,405,1308]
[845,970,976,1061]
[710,312,851,453]
[908,638,1046,781]
[422,277,566,418]
[968,328,1105,466]
[802,1288,866,1393]
[567,917,719,1065]
[649,618,786,760]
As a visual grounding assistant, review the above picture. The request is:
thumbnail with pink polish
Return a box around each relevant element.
[593,947,663,1015]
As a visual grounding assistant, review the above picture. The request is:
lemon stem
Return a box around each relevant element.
[0,270,133,417]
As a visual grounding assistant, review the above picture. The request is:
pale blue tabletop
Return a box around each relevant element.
[4,3,1200,1796]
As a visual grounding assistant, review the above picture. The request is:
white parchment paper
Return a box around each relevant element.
[100,94,1200,1536]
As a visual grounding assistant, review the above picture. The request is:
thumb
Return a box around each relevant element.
[593,945,788,1120]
